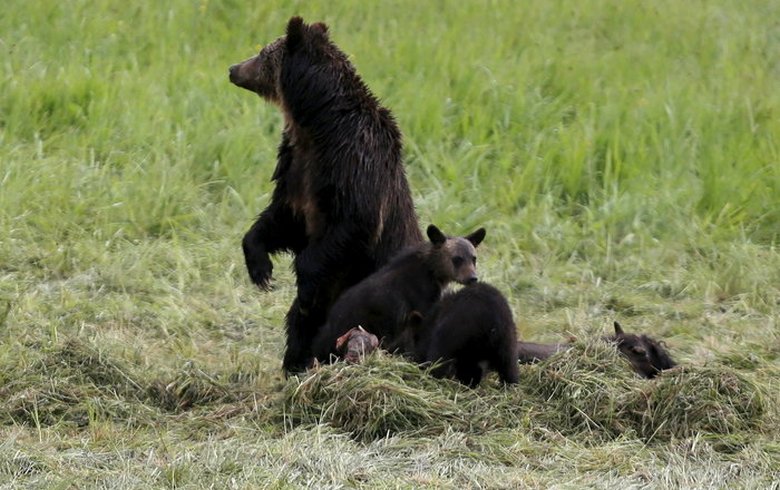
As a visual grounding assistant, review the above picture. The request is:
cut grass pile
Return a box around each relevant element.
[3,338,768,446]
[0,339,267,428]
[282,343,770,442]
[1,339,148,428]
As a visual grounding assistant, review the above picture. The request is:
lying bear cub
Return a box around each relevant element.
[516,321,676,379]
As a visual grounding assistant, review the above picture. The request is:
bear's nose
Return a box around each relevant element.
[466,276,478,285]
[228,64,240,82]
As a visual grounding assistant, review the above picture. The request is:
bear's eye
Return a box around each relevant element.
[630,346,647,356]
[452,257,464,267]
[472,256,477,265]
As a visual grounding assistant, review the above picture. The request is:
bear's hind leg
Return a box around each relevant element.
[455,360,485,388]
[494,343,520,385]
[282,297,326,374]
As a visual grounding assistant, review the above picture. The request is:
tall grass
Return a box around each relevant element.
[1,0,779,487]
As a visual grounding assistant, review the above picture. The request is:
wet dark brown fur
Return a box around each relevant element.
[229,17,422,373]
[312,224,486,364]
[413,283,519,387]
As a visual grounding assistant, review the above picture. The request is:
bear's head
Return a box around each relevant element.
[228,16,330,105]
[610,321,676,378]
[426,224,486,286]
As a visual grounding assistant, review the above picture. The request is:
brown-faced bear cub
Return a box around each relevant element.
[311,224,485,365]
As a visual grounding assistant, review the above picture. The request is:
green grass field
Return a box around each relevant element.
[1,0,779,487]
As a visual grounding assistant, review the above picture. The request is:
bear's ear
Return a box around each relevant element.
[426,224,447,246]
[613,321,624,335]
[310,21,329,38]
[407,310,424,328]
[466,228,486,247]
[286,16,306,49]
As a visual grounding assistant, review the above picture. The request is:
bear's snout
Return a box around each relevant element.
[465,276,478,285]
[228,59,255,89]
[228,64,241,84]
[228,56,278,101]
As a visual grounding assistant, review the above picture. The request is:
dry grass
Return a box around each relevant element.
[279,343,772,444]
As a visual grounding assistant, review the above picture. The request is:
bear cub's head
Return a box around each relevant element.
[426,224,486,286]
[611,321,676,379]
[228,16,329,105]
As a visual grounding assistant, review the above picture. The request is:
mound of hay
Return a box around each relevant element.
[147,363,239,412]
[520,341,638,437]
[518,341,767,441]
[0,338,271,426]
[278,343,769,443]
[0,339,146,427]
[631,365,766,440]
[280,352,479,440]
[4,338,764,443]
[50,339,144,398]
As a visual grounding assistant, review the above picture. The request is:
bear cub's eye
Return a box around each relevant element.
[452,257,464,267]
[630,346,647,356]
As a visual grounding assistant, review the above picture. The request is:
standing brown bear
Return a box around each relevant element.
[229,17,422,373]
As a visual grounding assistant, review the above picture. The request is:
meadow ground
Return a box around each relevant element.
[1,0,779,487]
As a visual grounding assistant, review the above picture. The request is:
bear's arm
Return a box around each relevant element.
[242,198,307,287]
[312,285,404,361]
[242,136,307,287]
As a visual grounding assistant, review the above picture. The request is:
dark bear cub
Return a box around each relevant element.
[415,283,519,387]
[610,321,676,378]
[311,224,486,364]
[229,17,422,373]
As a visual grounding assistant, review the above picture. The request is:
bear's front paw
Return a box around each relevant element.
[246,252,274,290]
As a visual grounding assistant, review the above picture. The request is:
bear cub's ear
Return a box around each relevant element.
[466,228,486,247]
[613,321,624,335]
[407,310,424,328]
[426,224,447,246]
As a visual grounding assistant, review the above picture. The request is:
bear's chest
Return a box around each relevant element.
[285,139,326,237]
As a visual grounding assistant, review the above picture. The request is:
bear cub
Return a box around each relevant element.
[414,283,519,387]
[515,321,676,379]
[312,224,486,364]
